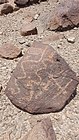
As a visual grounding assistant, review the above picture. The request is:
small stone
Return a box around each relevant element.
[0,43,22,59]
[1,4,13,15]
[20,118,56,140]
[34,14,39,20]
[19,39,25,44]
[20,22,38,36]
[0,0,8,4]
[67,37,75,43]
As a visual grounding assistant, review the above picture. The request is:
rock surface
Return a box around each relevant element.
[0,0,8,4]
[14,0,29,6]
[47,0,79,31]
[21,118,56,140]
[14,0,41,6]
[5,41,79,114]
[20,22,38,36]
[0,43,22,59]
[1,3,13,15]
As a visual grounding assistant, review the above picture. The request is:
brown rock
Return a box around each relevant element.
[47,0,79,31]
[0,0,8,4]
[21,118,56,140]
[1,4,13,15]
[20,22,38,36]
[14,0,46,6]
[5,41,79,114]
[14,0,29,6]
[0,43,22,59]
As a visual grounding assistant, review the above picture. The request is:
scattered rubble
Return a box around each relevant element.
[66,37,75,44]
[1,3,13,15]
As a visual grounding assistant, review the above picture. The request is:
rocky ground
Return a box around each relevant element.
[0,0,79,140]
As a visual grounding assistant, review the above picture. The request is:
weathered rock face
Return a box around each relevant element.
[1,4,13,15]
[5,41,79,114]
[0,0,8,4]
[21,118,56,140]
[47,0,79,31]
[0,43,22,59]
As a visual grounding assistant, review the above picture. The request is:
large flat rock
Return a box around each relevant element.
[5,41,79,114]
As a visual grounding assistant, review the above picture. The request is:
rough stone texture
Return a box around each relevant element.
[1,4,13,15]
[0,43,22,59]
[5,41,79,114]
[21,118,56,140]
[0,0,8,4]
[20,22,38,36]
[47,0,79,31]
[14,0,29,6]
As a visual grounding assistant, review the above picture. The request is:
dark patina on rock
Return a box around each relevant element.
[5,41,79,114]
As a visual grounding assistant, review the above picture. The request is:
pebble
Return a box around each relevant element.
[67,37,75,43]
[34,14,39,20]
[19,39,25,44]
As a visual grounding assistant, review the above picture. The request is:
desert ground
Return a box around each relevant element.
[0,0,79,140]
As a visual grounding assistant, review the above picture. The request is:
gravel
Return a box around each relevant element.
[0,1,79,140]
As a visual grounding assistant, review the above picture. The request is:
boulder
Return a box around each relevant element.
[5,41,79,114]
